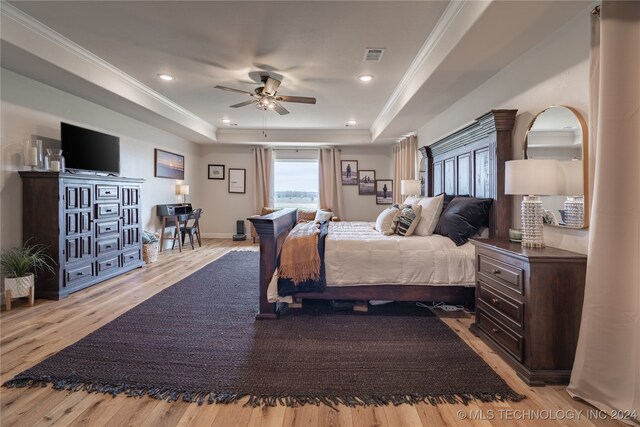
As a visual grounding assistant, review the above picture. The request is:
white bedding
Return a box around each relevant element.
[325,221,475,287]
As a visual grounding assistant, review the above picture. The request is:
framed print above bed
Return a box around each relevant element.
[358,170,376,195]
[341,160,358,185]
[375,179,393,204]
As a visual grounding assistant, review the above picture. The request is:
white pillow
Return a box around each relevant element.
[374,207,400,236]
[314,210,333,223]
[414,193,445,236]
[404,196,423,206]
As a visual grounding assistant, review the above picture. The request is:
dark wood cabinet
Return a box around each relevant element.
[470,239,587,385]
[19,172,144,299]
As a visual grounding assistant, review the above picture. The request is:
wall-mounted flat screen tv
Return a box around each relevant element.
[61,122,120,175]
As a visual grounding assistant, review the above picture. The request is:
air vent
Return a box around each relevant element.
[363,48,385,62]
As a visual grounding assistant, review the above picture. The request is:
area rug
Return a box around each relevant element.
[3,251,524,407]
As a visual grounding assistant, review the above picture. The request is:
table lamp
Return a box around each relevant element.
[177,184,190,203]
[401,180,421,197]
[505,159,559,247]
[559,159,584,227]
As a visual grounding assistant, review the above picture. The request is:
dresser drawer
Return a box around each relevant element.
[65,263,94,285]
[96,220,119,236]
[96,185,119,200]
[97,237,120,255]
[478,280,524,328]
[122,249,141,265]
[96,203,120,219]
[478,308,524,362]
[478,254,524,294]
[97,256,120,275]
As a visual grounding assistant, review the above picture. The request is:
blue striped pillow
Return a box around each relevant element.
[395,205,422,236]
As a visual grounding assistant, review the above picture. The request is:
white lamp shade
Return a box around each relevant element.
[177,184,190,195]
[558,160,583,196]
[401,180,421,195]
[505,159,560,196]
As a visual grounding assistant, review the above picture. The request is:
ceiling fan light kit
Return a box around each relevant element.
[214,75,316,116]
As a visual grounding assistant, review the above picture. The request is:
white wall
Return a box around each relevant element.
[0,68,202,250]
[197,144,394,236]
[417,6,592,254]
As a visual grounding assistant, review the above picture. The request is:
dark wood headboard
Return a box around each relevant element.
[418,109,517,240]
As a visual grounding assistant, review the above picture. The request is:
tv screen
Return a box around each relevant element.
[61,123,120,175]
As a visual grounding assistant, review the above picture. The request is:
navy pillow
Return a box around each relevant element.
[436,193,469,213]
[434,197,492,246]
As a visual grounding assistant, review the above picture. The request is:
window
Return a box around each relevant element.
[273,160,319,209]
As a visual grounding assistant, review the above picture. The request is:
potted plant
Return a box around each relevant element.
[1,242,55,310]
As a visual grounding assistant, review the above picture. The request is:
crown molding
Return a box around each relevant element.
[217,128,372,145]
[370,1,489,141]
[1,2,216,141]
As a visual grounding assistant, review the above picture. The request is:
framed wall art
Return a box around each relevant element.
[375,179,393,204]
[154,149,184,180]
[341,160,358,185]
[208,164,225,180]
[358,170,376,195]
[228,168,246,194]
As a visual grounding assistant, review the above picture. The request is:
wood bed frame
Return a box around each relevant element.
[249,110,517,319]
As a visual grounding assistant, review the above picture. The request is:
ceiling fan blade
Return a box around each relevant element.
[276,95,316,104]
[214,85,254,96]
[230,100,255,108]
[274,102,289,115]
[262,77,281,96]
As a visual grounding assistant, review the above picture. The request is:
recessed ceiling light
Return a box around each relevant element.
[357,74,374,82]
[222,118,231,124]
[157,73,174,81]
[348,120,357,125]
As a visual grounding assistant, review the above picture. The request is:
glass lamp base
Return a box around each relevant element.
[564,196,584,228]
[521,195,545,248]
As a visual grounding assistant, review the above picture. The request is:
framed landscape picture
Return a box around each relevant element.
[154,149,184,180]
[341,160,358,185]
[358,170,376,195]
[375,179,393,204]
[228,168,246,193]
[208,164,225,180]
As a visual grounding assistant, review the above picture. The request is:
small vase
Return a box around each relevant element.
[45,149,65,172]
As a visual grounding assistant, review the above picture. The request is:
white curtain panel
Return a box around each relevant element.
[318,148,344,219]
[568,3,640,425]
[393,135,418,204]
[253,147,273,213]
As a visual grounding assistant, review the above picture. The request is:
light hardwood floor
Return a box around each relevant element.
[0,239,623,427]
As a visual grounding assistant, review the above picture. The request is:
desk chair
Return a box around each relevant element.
[174,208,202,250]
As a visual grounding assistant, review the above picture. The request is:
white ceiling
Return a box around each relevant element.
[1,1,591,146]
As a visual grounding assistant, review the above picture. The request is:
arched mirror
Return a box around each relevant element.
[524,105,589,228]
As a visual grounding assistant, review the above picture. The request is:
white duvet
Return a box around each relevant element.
[325,221,475,287]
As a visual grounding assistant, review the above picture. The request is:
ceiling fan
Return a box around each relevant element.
[214,75,316,115]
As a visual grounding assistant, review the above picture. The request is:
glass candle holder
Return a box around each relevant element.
[23,138,44,170]
[45,149,65,172]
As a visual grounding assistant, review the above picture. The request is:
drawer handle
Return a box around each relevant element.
[492,328,500,334]
[76,272,84,276]
[105,245,112,249]
[105,227,112,231]
[492,268,501,274]
[105,209,113,213]
[105,191,112,195]
[491,298,500,305]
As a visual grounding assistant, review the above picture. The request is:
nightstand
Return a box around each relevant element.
[470,239,587,385]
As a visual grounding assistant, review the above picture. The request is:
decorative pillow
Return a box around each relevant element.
[297,209,317,222]
[414,194,444,236]
[375,206,401,236]
[314,210,333,223]
[434,197,492,246]
[438,193,469,213]
[403,196,423,206]
[395,204,423,236]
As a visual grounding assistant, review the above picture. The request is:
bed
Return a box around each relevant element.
[249,110,516,319]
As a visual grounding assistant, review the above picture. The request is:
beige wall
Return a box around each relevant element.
[417,7,591,254]
[0,68,202,250]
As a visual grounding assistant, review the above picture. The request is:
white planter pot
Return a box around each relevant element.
[5,273,34,298]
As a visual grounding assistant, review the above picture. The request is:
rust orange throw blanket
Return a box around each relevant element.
[279,222,321,285]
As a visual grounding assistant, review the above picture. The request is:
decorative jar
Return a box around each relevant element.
[23,138,44,170]
[45,149,65,172]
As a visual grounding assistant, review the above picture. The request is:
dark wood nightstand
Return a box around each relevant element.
[470,239,587,385]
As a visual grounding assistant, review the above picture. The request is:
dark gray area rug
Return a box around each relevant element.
[3,251,524,407]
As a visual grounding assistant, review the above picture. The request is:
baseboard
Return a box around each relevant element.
[201,233,235,239]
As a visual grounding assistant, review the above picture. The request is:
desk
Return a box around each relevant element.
[157,203,192,252]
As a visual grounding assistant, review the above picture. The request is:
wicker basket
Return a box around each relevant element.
[142,233,160,264]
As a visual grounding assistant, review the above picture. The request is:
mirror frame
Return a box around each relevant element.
[523,105,589,229]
